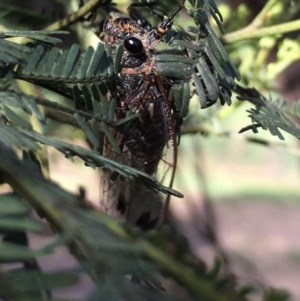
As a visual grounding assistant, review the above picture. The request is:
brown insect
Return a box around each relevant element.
[99,1,185,229]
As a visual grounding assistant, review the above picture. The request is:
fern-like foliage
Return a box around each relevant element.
[0,142,267,301]
[0,28,185,196]
[236,85,300,140]
[0,0,294,300]
[0,0,242,196]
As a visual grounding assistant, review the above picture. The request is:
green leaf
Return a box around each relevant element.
[0,194,29,216]
[0,124,39,150]
[3,105,32,129]
[0,128,181,197]
[86,42,105,78]
[62,43,81,78]
[5,270,78,292]
[0,217,44,232]
[0,39,114,84]
[237,86,300,140]
[0,30,68,44]
[0,242,45,261]
[0,38,31,65]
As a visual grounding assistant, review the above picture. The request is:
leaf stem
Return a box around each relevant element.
[141,241,234,301]
[223,0,300,43]
[44,0,104,31]
[223,18,300,43]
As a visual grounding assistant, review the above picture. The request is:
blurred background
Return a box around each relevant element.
[1,0,300,299]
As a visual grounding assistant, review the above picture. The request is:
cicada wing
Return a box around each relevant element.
[99,133,133,223]
[99,131,164,228]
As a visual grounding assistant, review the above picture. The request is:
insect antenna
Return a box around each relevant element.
[155,0,185,37]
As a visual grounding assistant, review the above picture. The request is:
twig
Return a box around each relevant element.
[44,0,104,31]
[222,0,300,43]
[223,19,300,43]
[141,240,233,301]
[181,125,300,157]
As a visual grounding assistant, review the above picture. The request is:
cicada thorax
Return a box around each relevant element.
[99,4,182,228]
[116,69,172,174]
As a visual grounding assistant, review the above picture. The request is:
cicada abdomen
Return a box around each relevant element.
[99,2,184,229]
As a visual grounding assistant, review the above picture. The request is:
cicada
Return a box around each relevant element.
[99,1,185,229]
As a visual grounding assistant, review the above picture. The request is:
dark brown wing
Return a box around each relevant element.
[99,74,177,228]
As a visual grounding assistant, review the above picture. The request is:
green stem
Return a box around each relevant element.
[250,0,281,28]
[141,241,234,301]
[223,18,300,43]
[44,0,104,31]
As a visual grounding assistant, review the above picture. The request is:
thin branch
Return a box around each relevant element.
[250,0,283,28]
[222,0,300,43]
[223,19,300,43]
[141,240,234,301]
[181,125,300,157]
[44,0,104,31]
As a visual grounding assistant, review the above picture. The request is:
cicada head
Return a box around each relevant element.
[100,2,184,74]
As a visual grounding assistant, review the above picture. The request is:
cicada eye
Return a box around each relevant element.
[124,37,144,54]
